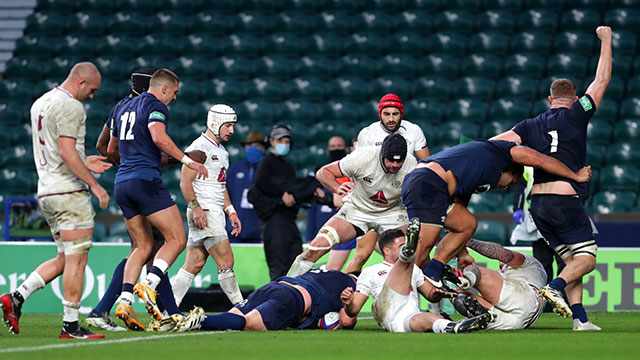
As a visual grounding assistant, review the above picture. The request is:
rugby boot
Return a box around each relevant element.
[134,282,162,321]
[115,302,144,331]
[573,319,601,331]
[86,311,127,332]
[442,264,472,290]
[175,307,206,332]
[444,312,491,333]
[539,285,572,318]
[60,325,105,339]
[0,293,22,334]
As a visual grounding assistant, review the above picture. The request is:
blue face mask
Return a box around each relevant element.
[246,145,264,164]
[274,143,290,157]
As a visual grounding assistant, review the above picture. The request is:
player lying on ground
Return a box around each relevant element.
[174,269,358,331]
[340,223,491,333]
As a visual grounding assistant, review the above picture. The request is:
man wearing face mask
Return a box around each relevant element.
[249,124,323,280]
[225,131,267,243]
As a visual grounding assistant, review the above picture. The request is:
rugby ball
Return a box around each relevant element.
[319,311,341,330]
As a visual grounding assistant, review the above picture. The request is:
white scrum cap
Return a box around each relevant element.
[207,104,237,138]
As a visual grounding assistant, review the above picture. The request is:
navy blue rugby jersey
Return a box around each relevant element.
[112,92,169,184]
[512,94,595,199]
[419,140,516,196]
[106,96,132,130]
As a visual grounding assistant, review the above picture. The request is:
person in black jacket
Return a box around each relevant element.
[249,124,322,280]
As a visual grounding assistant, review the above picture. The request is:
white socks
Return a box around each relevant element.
[432,319,453,333]
[120,292,134,306]
[171,268,195,306]
[286,255,315,277]
[218,268,243,305]
[62,299,80,323]
[144,259,170,290]
[16,271,45,301]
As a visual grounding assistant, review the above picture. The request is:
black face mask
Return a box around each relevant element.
[329,149,347,162]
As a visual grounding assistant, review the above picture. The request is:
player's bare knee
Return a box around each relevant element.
[218,259,234,270]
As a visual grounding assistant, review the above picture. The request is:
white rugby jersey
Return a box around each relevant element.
[185,133,229,210]
[338,146,417,213]
[501,253,547,289]
[31,87,88,197]
[357,261,426,305]
[356,120,428,155]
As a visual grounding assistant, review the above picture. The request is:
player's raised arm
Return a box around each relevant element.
[584,26,612,109]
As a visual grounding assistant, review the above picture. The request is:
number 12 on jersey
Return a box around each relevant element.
[547,130,558,153]
[119,111,136,140]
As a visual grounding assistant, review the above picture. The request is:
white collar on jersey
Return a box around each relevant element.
[201,132,221,147]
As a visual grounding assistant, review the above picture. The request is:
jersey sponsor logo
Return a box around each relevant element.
[149,111,165,121]
[369,190,388,205]
[211,154,219,161]
[579,96,592,112]
[363,176,373,184]
[217,167,227,182]
[377,270,388,276]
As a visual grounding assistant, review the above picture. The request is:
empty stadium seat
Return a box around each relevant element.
[323,0,363,12]
[411,76,452,101]
[376,54,419,78]
[468,32,509,55]
[586,75,624,99]
[306,32,344,57]
[428,32,467,54]
[480,120,516,139]
[397,9,432,31]
[278,99,320,124]
[591,190,636,213]
[475,10,517,34]
[587,143,606,168]
[454,77,495,101]
[587,120,613,145]
[225,33,264,57]
[553,31,596,55]
[519,9,558,32]
[613,119,640,142]
[510,31,553,54]
[244,77,285,101]
[599,164,640,191]
[405,98,445,125]
[284,77,326,101]
[419,54,459,78]
[435,10,475,34]
[438,121,481,145]
[370,77,411,101]
[116,0,158,13]
[0,101,27,127]
[474,220,507,244]
[560,8,601,32]
[106,12,149,35]
[55,35,96,58]
[611,31,638,56]
[342,32,387,56]
[266,32,306,56]
[274,11,315,33]
[25,12,66,36]
[293,55,336,79]
[489,98,531,122]
[0,80,35,101]
[320,100,363,123]
[66,12,106,36]
[620,98,640,119]
[460,54,502,79]
[604,8,640,31]
[191,11,235,35]
[169,102,196,125]
[546,53,589,77]
[13,35,55,58]
[353,10,395,33]
[496,76,538,99]
[503,53,545,77]
[235,11,271,34]
[95,35,138,59]
[468,192,503,212]
[446,99,487,123]
[606,142,640,166]
[388,32,426,56]
[336,54,377,78]
[213,56,255,79]
[236,100,276,123]
[590,99,620,123]
[317,11,352,33]
[326,77,370,102]
[3,57,45,80]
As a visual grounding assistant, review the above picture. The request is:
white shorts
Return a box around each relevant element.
[334,204,407,235]
[38,190,95,236]
[187,207,228,247]
[371,285,421,333]
[488,278,546,330]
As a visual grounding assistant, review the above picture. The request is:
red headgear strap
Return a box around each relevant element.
[378,93,403,120]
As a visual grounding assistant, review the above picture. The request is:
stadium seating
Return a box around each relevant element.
[605,142,640,166]
[473,220,507,244]
[598,165,640,191]
[613,119,640,142]
[454,77,495,101]
[587,120,613,145]
[405,98,445,125]
[411,76,452,101]
[591,190,637,213]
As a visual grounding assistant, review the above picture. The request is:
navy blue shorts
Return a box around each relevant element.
[401,168,451,227]
[114,178,175,219]
[333,238,356,251]
[530,194,595,248]
[234,282,305,330]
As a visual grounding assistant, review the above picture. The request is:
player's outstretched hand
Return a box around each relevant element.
[193,206,208,230]
[575,165,592,183]
[91,183,110,209]
[336,182,355,196]
[86,155,113,174]
[189,162,208,179]
[340,287,354,305]
[230,213,242,236]
[596,26,612,42]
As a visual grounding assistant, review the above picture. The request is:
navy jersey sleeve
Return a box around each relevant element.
[489,140,516,162]
[570,94,596,126]
[511,118,534,145]
[146,102,169,127]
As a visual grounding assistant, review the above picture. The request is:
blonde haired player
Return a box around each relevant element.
[171,104,244,307]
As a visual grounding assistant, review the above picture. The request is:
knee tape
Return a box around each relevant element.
[61,299,81,309]
[554,244,571,260]
[569,240,598,258]
[308,225,340,251]
[63,235,93,255]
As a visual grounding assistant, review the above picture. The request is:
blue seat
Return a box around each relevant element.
[353,10,395,33]
[434,10,474,34]
[428,32,467,54]
[25,12,66,36]
[236,100,276,123]
[591,191,636,213]
[235,11,272,34]
[14,35,55,58]
[468,32,509,55]
[169,102,196,126]
[591,99,620,123]
[115,0,157,13]
[107,12,148,35]
[454,77,495,101]
[213,56,255,79]
[371,77,411,101]
[480,120,516,139]
[553,31,596,56]
[0,101,27,127]
[320,100,363,123]
[3,57,45,80]
[387,32,426,56]
[604,8,640,32]
[405,98,445,125]
[611,31,638,56]
[411,76,452,101]
[587,143,606,168]
[171,56,212,78]
[445,99,487,123]
[225,33,263,57]
[274,11,315,33]
[55,35,96,57]
[240,0,283,12]
[560,8,601,31]
[546,53,589,78]
[397,9,432,31]
[293,55,336,79]
[190,11,235,35]
[613,119,640,142]
[460,54,502,79]
[375,54,419,78]
[496,76,538,98]
[485,0,523,11]
[606,142,640,166]
[419,54,459,77]
[317,11,352,33]
[266,32,306,56]
[405,0,440,9]
[137,34,182,57]
[66,12,106,36]
[590,75,624,98]
[306,32,343,57]
[182,33,221,56]
[519,9,559,32]
[369,0,403,11]
[587,120,612,145]
[620,97,640,119]
[510,31,552,55]
[475,10,517,34]
[255,55,294,79]
[95,35,138,58]
[599,165,640,191]
[522,0,564,8]
[285,77,326,101]
[326,77,370,102]
[244,77,285,101]
[278,99,319,124]
[489,98,531,123]
[503,53,545,77]
[336,54,377,77]
[438,121,481,145]
[322,0,363,12]
[0,80,34,101]
[474,220,507,244]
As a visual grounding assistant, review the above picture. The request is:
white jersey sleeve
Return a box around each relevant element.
[184,133,229,210]
[356,266,377,297]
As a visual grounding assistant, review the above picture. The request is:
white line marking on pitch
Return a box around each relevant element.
[0,331,229,354]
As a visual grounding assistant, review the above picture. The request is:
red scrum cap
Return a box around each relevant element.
[378,93,403,120]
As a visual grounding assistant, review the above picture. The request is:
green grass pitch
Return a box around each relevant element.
[1,312,638,360]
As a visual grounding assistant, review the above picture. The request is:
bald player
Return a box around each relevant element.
[1,62,111,339]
